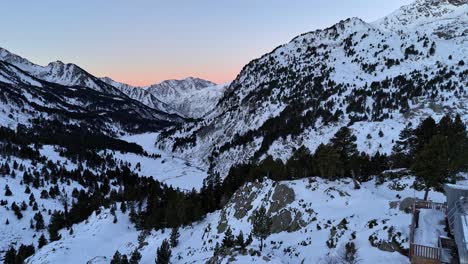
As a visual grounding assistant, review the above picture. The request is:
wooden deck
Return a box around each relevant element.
[409,201,451,264]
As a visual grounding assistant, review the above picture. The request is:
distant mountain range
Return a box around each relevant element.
[100,76,228,118]
[0,0,467,263]
[0,47,227,132]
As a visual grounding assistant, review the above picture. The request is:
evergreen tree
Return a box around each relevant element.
[330,127,358,176]
[34,212,45,230]
[412,135,449,200]
[11,202,23,219]
[236,231,245,249]
[414,116,437,152]
[121,254,129,264]
[111,250,122,264]
[170,227,180,248]
[213,242,220,256]
[120,201,127,213]
[391,123,416,168]
[16,244,35,263]
[3,246,16,264]
[314,144,342,179]
[439,114,468,178]
[246,233,253,246]
[330,127,358,160]
[48,211,65,241]
[285,146,314,179]
[4,184,12,196]
[222,226,235,248]
[251,206,272,252]
[129,249,142,264]
[38,234,48,248]
[155,239,171,264]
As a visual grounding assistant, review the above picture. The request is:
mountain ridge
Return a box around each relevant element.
[156,0,468,176]
[100,76,227,118]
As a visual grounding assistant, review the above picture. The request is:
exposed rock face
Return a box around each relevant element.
[398,197,425,212]
[230,182,263,219]
[269,184,295,214]
[223,181,305,234]
[271,210,293,234]
[378,242,399,252]
[217,211,229,234]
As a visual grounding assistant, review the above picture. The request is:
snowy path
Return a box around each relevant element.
[414,209,446,247]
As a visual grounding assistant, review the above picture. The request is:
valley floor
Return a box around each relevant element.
[0,132,462,264]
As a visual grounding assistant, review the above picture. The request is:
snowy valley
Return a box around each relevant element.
[0,0,467,264]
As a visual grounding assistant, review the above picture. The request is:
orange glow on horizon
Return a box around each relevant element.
[100,68,238,87]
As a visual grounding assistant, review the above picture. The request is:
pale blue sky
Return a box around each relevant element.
[0,0,413,85]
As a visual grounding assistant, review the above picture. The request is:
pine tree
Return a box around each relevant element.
[330,127,358,176]
[414,116,437,152]
[412,135,449,200]
[111,250,122,264]
[16,244,35,263]
[439,114,468,179]
[4,184,12,196]
[129,249,142,264]
[330,127,358,160]
[222,226,235,248]
[48,211,65,241]
[120,201,127,213]
[34,212,45,230]
[314,144,342,179]
[213,242,220,256]
[246,233,253,246]
[121,254,129,264]
[251,206,272,252]
[236,231,245,249]
[155,239,171,264]
[3,246,16,264]
[38,234,48,248]
[11,202,23,219]
[170,227,180,248]
[391,123,416,168]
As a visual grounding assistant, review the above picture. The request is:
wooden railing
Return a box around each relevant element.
[408,201,447,263]
[410,243,441,260]
[414,201,447,213]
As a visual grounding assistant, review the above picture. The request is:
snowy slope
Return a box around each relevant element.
[24,173,453,264]
[0,138,209,256]
[118,133,208,190]
[157,0,468,176]
[0,60,185,132]
[0,48,123,95]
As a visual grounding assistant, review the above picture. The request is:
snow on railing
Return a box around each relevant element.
[410,243,441,261]
[409,200,448,263]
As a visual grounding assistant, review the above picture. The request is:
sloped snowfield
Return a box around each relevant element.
[0,135,208,258]
[119,133,208,191]
[25,174,450,264]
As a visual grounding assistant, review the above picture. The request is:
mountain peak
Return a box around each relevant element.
[47,60,66,66]
[374,0,467,31]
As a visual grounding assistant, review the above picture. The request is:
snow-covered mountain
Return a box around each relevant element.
[21,173,449,263]
[0,127,457,264]
[0,52,185,133]
[157,0,468,176]
[0,1,467,263]
[100,77,227,118]
[0,48,123,96]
